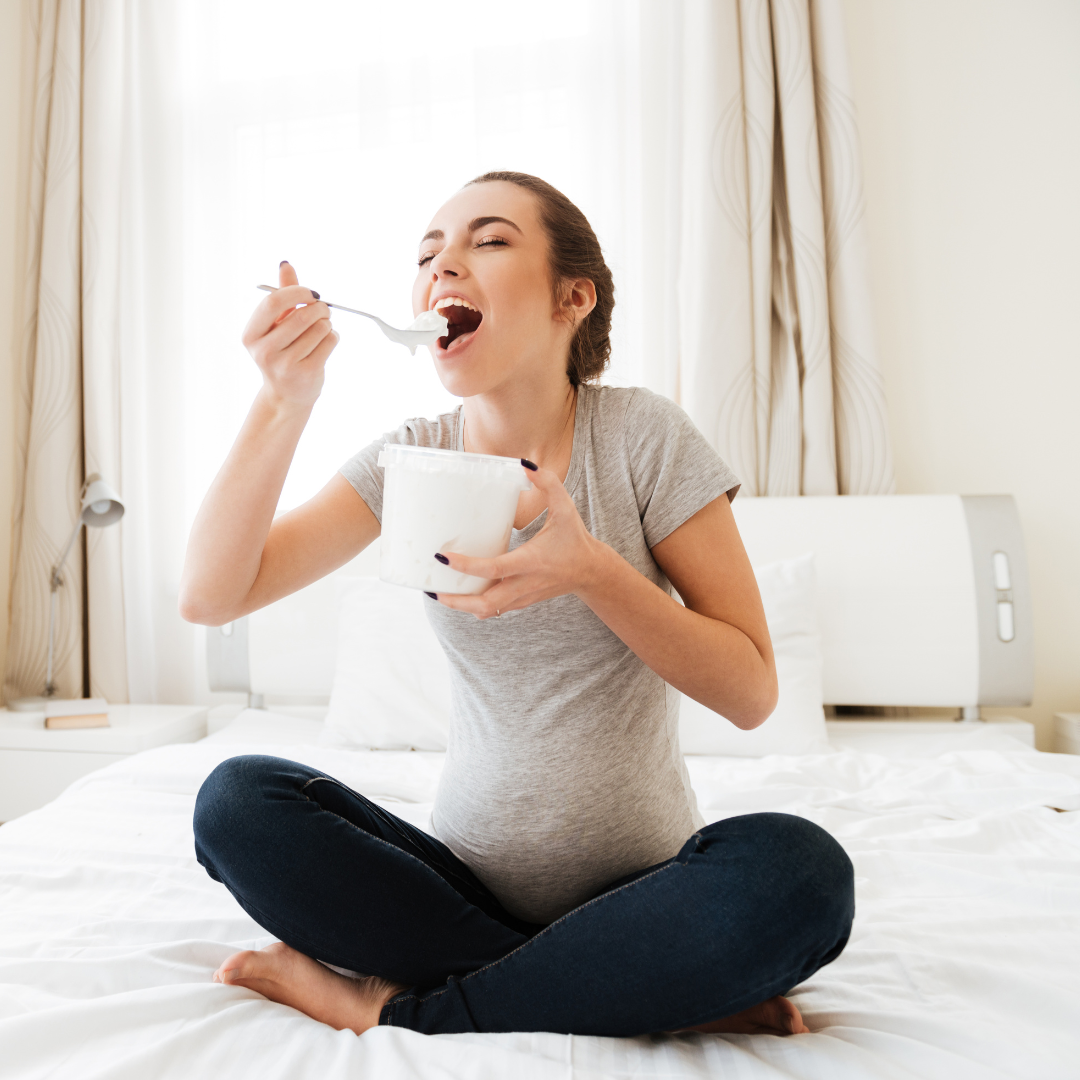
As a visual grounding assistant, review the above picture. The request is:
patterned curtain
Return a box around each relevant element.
[676,0,894,496]
[6,0,86,701]
[5,0,180,704]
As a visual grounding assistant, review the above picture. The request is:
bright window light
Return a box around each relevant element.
[177,0,629,527]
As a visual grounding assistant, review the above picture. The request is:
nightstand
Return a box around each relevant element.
[1055,713,1080,755]
[0,704,208,822]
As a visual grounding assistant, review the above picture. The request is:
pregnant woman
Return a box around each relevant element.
[182,172,854,1038]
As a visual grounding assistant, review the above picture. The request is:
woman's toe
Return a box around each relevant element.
[215,949,256,984]
[772,996,808,1034]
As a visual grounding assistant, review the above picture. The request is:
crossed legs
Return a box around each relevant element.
[194,755,854,1036]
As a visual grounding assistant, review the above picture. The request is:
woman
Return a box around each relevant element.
[183,171,854,1038]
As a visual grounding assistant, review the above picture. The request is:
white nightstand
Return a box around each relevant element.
[1055,713,1080,755]
[0,704,208,822]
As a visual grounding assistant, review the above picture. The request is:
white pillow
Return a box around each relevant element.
[678,553,829,756]
[322,555,827,757]
[320,578,451,750]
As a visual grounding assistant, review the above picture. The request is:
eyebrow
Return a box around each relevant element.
[469,215,522,234]
[419,216,523,245]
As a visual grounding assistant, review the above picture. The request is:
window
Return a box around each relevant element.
[177,0,637,522]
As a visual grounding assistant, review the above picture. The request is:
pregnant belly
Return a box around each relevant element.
[431,752,695,924]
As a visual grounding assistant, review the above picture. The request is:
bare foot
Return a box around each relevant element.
[676,994,810,1036]
[213,941,405,1035]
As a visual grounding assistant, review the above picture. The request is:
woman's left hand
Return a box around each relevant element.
[433,463,606,619]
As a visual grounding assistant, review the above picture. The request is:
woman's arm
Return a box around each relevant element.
[432,466,776,730]
[589,494,776,729]
[179,263,379,626]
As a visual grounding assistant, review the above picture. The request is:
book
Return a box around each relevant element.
[43,698,110,730]
[44,713,109,730]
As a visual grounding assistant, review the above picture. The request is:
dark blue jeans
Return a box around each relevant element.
[193,754,854,1035]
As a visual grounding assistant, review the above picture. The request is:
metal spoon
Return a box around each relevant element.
[257,285,448,355]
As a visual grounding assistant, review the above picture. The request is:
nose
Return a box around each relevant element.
[429,244,462,280]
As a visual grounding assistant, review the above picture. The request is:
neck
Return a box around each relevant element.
[462,373,578,472]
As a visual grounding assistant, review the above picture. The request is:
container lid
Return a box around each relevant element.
[377,443,533,488]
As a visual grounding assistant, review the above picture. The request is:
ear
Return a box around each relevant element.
[556,277,597,328]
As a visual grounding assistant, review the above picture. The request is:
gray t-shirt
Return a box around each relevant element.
[340,385,740,923]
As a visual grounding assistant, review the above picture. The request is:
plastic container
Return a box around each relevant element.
[377,443,533,594]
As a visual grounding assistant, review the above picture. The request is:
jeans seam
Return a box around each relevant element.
[459,863,673,983]
[387,878,844,1032]
[302,776,419,848]
[298,785,455,886]
[385,860,678,1024]
[301,775,488,899]
[297,783,527,957]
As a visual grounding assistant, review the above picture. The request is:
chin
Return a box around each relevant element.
[429,334,500,398]
[431,362,496,401]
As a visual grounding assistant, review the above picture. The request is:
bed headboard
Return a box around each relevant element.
[206,494,1034,711]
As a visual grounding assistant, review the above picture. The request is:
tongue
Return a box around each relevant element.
[443,326,475,350]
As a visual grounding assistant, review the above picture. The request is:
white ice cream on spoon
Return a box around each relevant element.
[379,309,450,353]
[255,285,449,354]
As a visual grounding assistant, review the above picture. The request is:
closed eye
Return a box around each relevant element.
[418,237,507,267]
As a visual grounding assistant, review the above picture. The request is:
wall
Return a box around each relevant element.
[0,1,26,705]
[842,0,1080,748]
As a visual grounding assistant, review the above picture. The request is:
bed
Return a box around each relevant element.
[2,495,1079,1079]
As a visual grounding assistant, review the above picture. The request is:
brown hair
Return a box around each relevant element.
[467,171,614,387]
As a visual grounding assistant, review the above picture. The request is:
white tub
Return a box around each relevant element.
[377,443,533,594]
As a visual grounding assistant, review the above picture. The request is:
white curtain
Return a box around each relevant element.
[6,0,189,705]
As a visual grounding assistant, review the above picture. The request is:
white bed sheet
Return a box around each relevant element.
[2,715,1079,1079]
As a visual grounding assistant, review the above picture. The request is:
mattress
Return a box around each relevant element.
[1,714,1078,1079]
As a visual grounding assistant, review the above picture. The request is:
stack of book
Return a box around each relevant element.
[43,699,110,730]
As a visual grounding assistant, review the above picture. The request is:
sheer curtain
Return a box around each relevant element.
[176,0,638,525]
[8,0,892,704]
[175,0,892,530]
[167,1,638,702]
[172,0,892,699]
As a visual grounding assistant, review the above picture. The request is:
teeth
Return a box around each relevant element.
[433,297,479,313]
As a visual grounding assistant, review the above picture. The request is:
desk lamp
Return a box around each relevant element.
[7,474,125,708]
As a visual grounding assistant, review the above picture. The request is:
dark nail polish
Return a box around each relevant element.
[434,553,449,565]
[521,458,538,471]
[310,289,321,300]
[424,591,437,599]
[280,259,289,266]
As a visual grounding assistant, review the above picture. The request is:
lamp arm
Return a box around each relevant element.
[51,517,84,590]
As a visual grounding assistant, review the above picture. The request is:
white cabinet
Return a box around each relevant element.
[0,704,207,821]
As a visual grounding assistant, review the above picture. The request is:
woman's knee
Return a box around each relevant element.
[193,754,294,867]
[700,813,854,945]
[764,813,854,946]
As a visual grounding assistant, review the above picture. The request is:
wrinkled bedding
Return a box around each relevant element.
[2,720,1078,1079]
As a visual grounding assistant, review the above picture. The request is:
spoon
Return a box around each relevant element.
[257,285,448,355]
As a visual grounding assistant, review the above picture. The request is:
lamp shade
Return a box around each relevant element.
[81,476,125,527]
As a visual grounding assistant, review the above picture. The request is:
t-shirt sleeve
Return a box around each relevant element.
[339,415,447,524]
[622,388,741,548]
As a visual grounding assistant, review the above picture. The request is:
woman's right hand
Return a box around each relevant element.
[241,260,338,409]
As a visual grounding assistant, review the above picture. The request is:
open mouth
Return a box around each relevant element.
[433,297,483,352]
